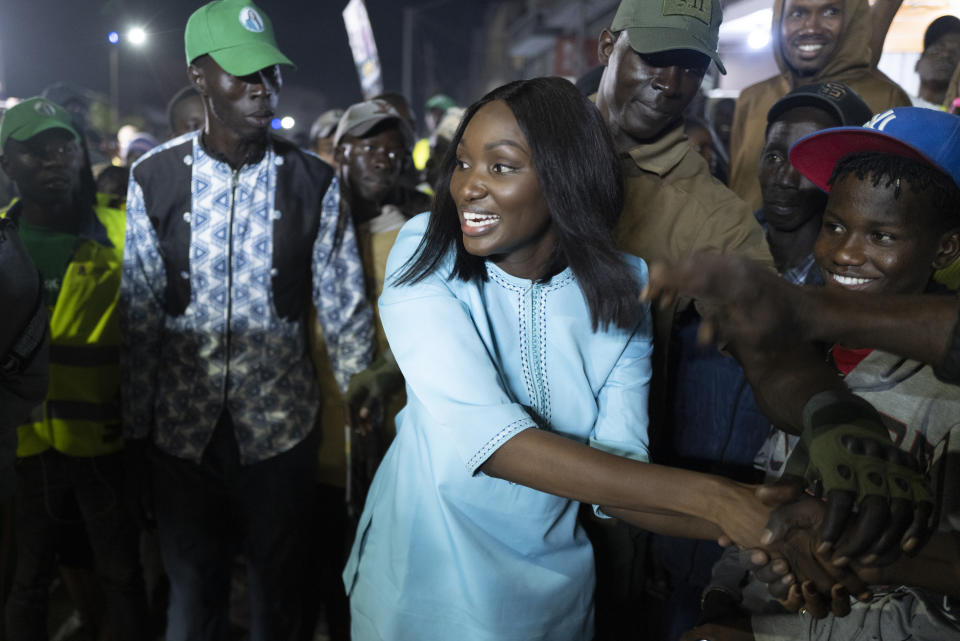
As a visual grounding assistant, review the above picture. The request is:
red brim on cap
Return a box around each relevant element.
[789,127,930,192]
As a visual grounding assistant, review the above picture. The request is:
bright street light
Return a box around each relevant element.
[280,116,295,130]
[107,25,149,131]
[127,27,147,46]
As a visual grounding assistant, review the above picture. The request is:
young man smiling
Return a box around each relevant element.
[757,106,960,496]
[729,0,911,212]
[795,111,960,298]
[119,1,373,639]
[686,106,960,641]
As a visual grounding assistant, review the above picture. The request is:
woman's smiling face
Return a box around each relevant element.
[450,100,556,280]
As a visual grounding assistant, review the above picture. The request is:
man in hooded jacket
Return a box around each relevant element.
[728,0,911,211]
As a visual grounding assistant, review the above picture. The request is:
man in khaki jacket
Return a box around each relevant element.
[728,0,911,211]
[597,0,774,356]
[592,0,774,637]
[596,0,774,424]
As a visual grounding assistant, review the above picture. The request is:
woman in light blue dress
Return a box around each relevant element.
[344,77,770,641]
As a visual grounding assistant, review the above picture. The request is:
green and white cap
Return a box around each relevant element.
[185,0,294,76]
[0,97,79,152]
[611,0,726,74]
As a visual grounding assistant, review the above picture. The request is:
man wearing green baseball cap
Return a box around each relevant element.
[592,1,799,638]
[591,5,774,634]
[0,96,148,639]
[119,2,374,640]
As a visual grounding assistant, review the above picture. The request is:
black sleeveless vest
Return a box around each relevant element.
[132,136,336,321]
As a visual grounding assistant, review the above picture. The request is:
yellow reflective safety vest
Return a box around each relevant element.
[3,196,125,457]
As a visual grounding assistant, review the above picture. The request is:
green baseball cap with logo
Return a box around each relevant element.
[0,97,79,152]
[611,0,726,75]
[185,0,294,77]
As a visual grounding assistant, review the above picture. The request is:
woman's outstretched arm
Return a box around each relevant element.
[481,427,769,548]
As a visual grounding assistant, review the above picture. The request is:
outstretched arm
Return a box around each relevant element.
[641,253,939,561]
[481,426,768,547]
[641,252,959,378]
[379,223,770,549]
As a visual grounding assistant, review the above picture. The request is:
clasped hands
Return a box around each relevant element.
[640,252,937,618]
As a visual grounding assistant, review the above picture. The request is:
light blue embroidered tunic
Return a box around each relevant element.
[344,214,653,641]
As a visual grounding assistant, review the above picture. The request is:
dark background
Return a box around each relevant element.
[0,0,491,135]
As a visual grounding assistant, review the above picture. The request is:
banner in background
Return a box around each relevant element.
[342,0,384,99]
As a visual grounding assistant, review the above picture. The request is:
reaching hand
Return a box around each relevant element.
[641,254,935,563]
[346,350,402,436]
[640,252,806,351]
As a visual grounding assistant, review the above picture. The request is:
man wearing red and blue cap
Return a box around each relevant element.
[118,1,374,639]
[687,106,960,641]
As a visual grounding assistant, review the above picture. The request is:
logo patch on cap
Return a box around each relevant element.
[865,110,896,132]
[34,101,56,117]
[662,0,711,24]
[819,82,847,100]
[239,7,265,33]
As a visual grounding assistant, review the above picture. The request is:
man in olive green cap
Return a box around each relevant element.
[119,2,374,639]
[592,2,773,638]
[595,0,774,306]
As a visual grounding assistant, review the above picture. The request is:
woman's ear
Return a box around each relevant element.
[932,228,960,270]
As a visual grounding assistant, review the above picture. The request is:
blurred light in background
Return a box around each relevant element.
[747,29,771,50]
[108,31,120,45]
[719,8,773,50]
[280,116,295,130]
[270,118,282,130]
[127,27,147,46]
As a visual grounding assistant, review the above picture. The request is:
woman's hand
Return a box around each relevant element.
[711,482,773,550]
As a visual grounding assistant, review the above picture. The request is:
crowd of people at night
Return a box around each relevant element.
[2,0,960,639]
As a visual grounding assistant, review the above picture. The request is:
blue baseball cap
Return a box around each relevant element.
[789,107,960,192]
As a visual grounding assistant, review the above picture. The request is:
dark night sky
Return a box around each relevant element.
[0,0,491,134]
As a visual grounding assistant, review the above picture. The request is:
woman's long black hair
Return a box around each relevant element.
[395,76,640,331]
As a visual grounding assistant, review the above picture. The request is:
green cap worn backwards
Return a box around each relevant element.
[185,0,294,77]
[0,97,79,152]
[611,0,726,74]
